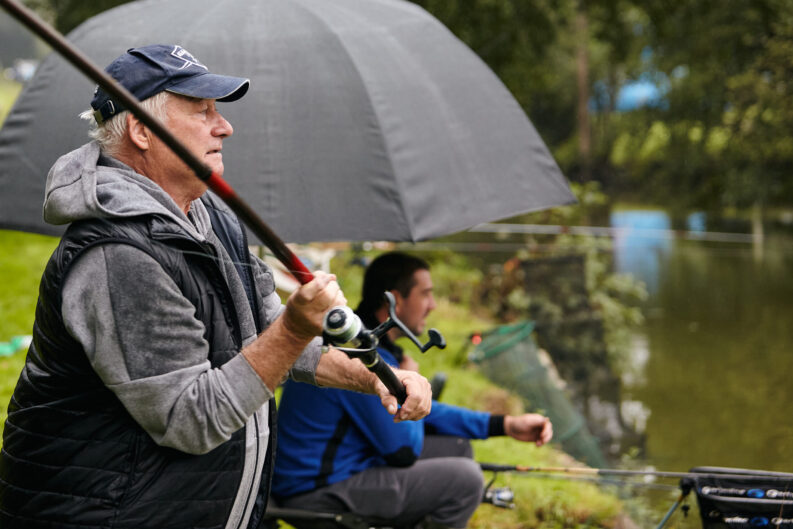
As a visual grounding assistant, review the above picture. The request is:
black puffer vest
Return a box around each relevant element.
[0,198,274,529]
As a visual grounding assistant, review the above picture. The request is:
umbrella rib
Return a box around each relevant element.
[289,0,416,241]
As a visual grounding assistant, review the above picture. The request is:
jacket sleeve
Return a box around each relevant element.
[249,254,323,384]
[62,243,272,455]
[423,402,492,439]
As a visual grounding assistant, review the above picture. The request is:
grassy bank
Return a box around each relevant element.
[0,230,628,528]
[0,230,58,428]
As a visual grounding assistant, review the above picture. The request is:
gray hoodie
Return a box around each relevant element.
[45,141,323,529]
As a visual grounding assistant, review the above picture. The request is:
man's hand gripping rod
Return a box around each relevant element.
[322,292,446,404]
[0,0,420,403]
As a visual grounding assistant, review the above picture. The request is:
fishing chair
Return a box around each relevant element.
[261,505,459,529]
[262,495,428,529]
[262,503,376,529]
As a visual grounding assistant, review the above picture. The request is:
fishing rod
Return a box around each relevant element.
[479,463,793,482]
[0,0,408,402]
[486,470,680,492]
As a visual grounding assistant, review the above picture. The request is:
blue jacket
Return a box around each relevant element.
[273,346,496,499]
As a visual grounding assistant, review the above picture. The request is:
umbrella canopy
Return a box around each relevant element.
[0,0,575,243]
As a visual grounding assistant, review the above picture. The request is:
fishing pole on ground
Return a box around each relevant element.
[476,462,684,512]
[481,468,681,492]
[0,0,424,403]
[477,464,793,482]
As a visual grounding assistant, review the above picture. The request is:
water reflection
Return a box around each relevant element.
[611,210,710,295]
[611,209,793,473]
[611,210,671,295]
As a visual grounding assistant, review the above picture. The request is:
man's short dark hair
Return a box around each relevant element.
[355,252,430,324]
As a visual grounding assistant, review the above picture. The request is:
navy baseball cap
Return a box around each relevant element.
[91,44,250,123]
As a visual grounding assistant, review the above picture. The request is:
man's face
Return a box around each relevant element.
[150,95,233,192]
[393,269,436,336]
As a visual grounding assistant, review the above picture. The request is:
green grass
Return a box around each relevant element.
[0,234,629,528]
[0,229,59,430]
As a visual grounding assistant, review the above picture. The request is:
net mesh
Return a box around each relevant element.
[470,321,607,468]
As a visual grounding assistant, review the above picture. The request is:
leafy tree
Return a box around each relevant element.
[416,0,793,212]
[411,0,657,186]
[606,0,793,211]
[22,0,133,34]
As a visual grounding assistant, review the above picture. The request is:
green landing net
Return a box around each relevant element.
[469,321,607,469]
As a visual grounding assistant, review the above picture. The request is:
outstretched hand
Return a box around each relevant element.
[505,413,553,446]
[375,368,432,422]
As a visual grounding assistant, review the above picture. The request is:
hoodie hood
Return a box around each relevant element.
[43,142,210,240]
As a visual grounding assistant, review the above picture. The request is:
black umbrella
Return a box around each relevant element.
[0,0,575,243]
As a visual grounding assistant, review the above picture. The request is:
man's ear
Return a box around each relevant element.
[126,113,150,151]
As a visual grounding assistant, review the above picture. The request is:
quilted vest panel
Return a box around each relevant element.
[0,214,252,529]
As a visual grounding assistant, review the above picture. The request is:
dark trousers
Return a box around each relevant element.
[279,436,482,529]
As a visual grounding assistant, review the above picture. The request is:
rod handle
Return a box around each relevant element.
[368,354,408,405]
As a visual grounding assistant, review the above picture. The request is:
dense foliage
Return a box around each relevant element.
[414,0,793,215]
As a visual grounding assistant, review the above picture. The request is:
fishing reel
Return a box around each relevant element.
[482,485,515,510]
[321,292,445,404]
[322,292,446,357]
[482,471,516,509]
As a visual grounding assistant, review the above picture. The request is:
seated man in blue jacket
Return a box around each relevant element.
[272,252,553,529]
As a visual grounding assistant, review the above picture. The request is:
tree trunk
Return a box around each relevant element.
[575,1,591,182]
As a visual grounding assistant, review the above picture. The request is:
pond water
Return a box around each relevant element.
[611,210,793,474]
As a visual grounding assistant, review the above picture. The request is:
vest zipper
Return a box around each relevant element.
[156,214,267,529]
[234,410,262,529]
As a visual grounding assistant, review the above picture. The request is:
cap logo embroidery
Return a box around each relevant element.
[170,45,208,71]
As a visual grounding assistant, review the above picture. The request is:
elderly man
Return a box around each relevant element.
[0,46,431,529]
[272,252,553,529]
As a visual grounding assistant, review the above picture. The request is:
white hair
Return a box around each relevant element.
[79,91,171,157]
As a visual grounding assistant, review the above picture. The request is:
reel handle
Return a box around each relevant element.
[372,293,447,353]
[323,306,407,404]
[322,293,447,405]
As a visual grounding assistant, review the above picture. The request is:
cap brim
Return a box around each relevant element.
[166,73,250,102]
